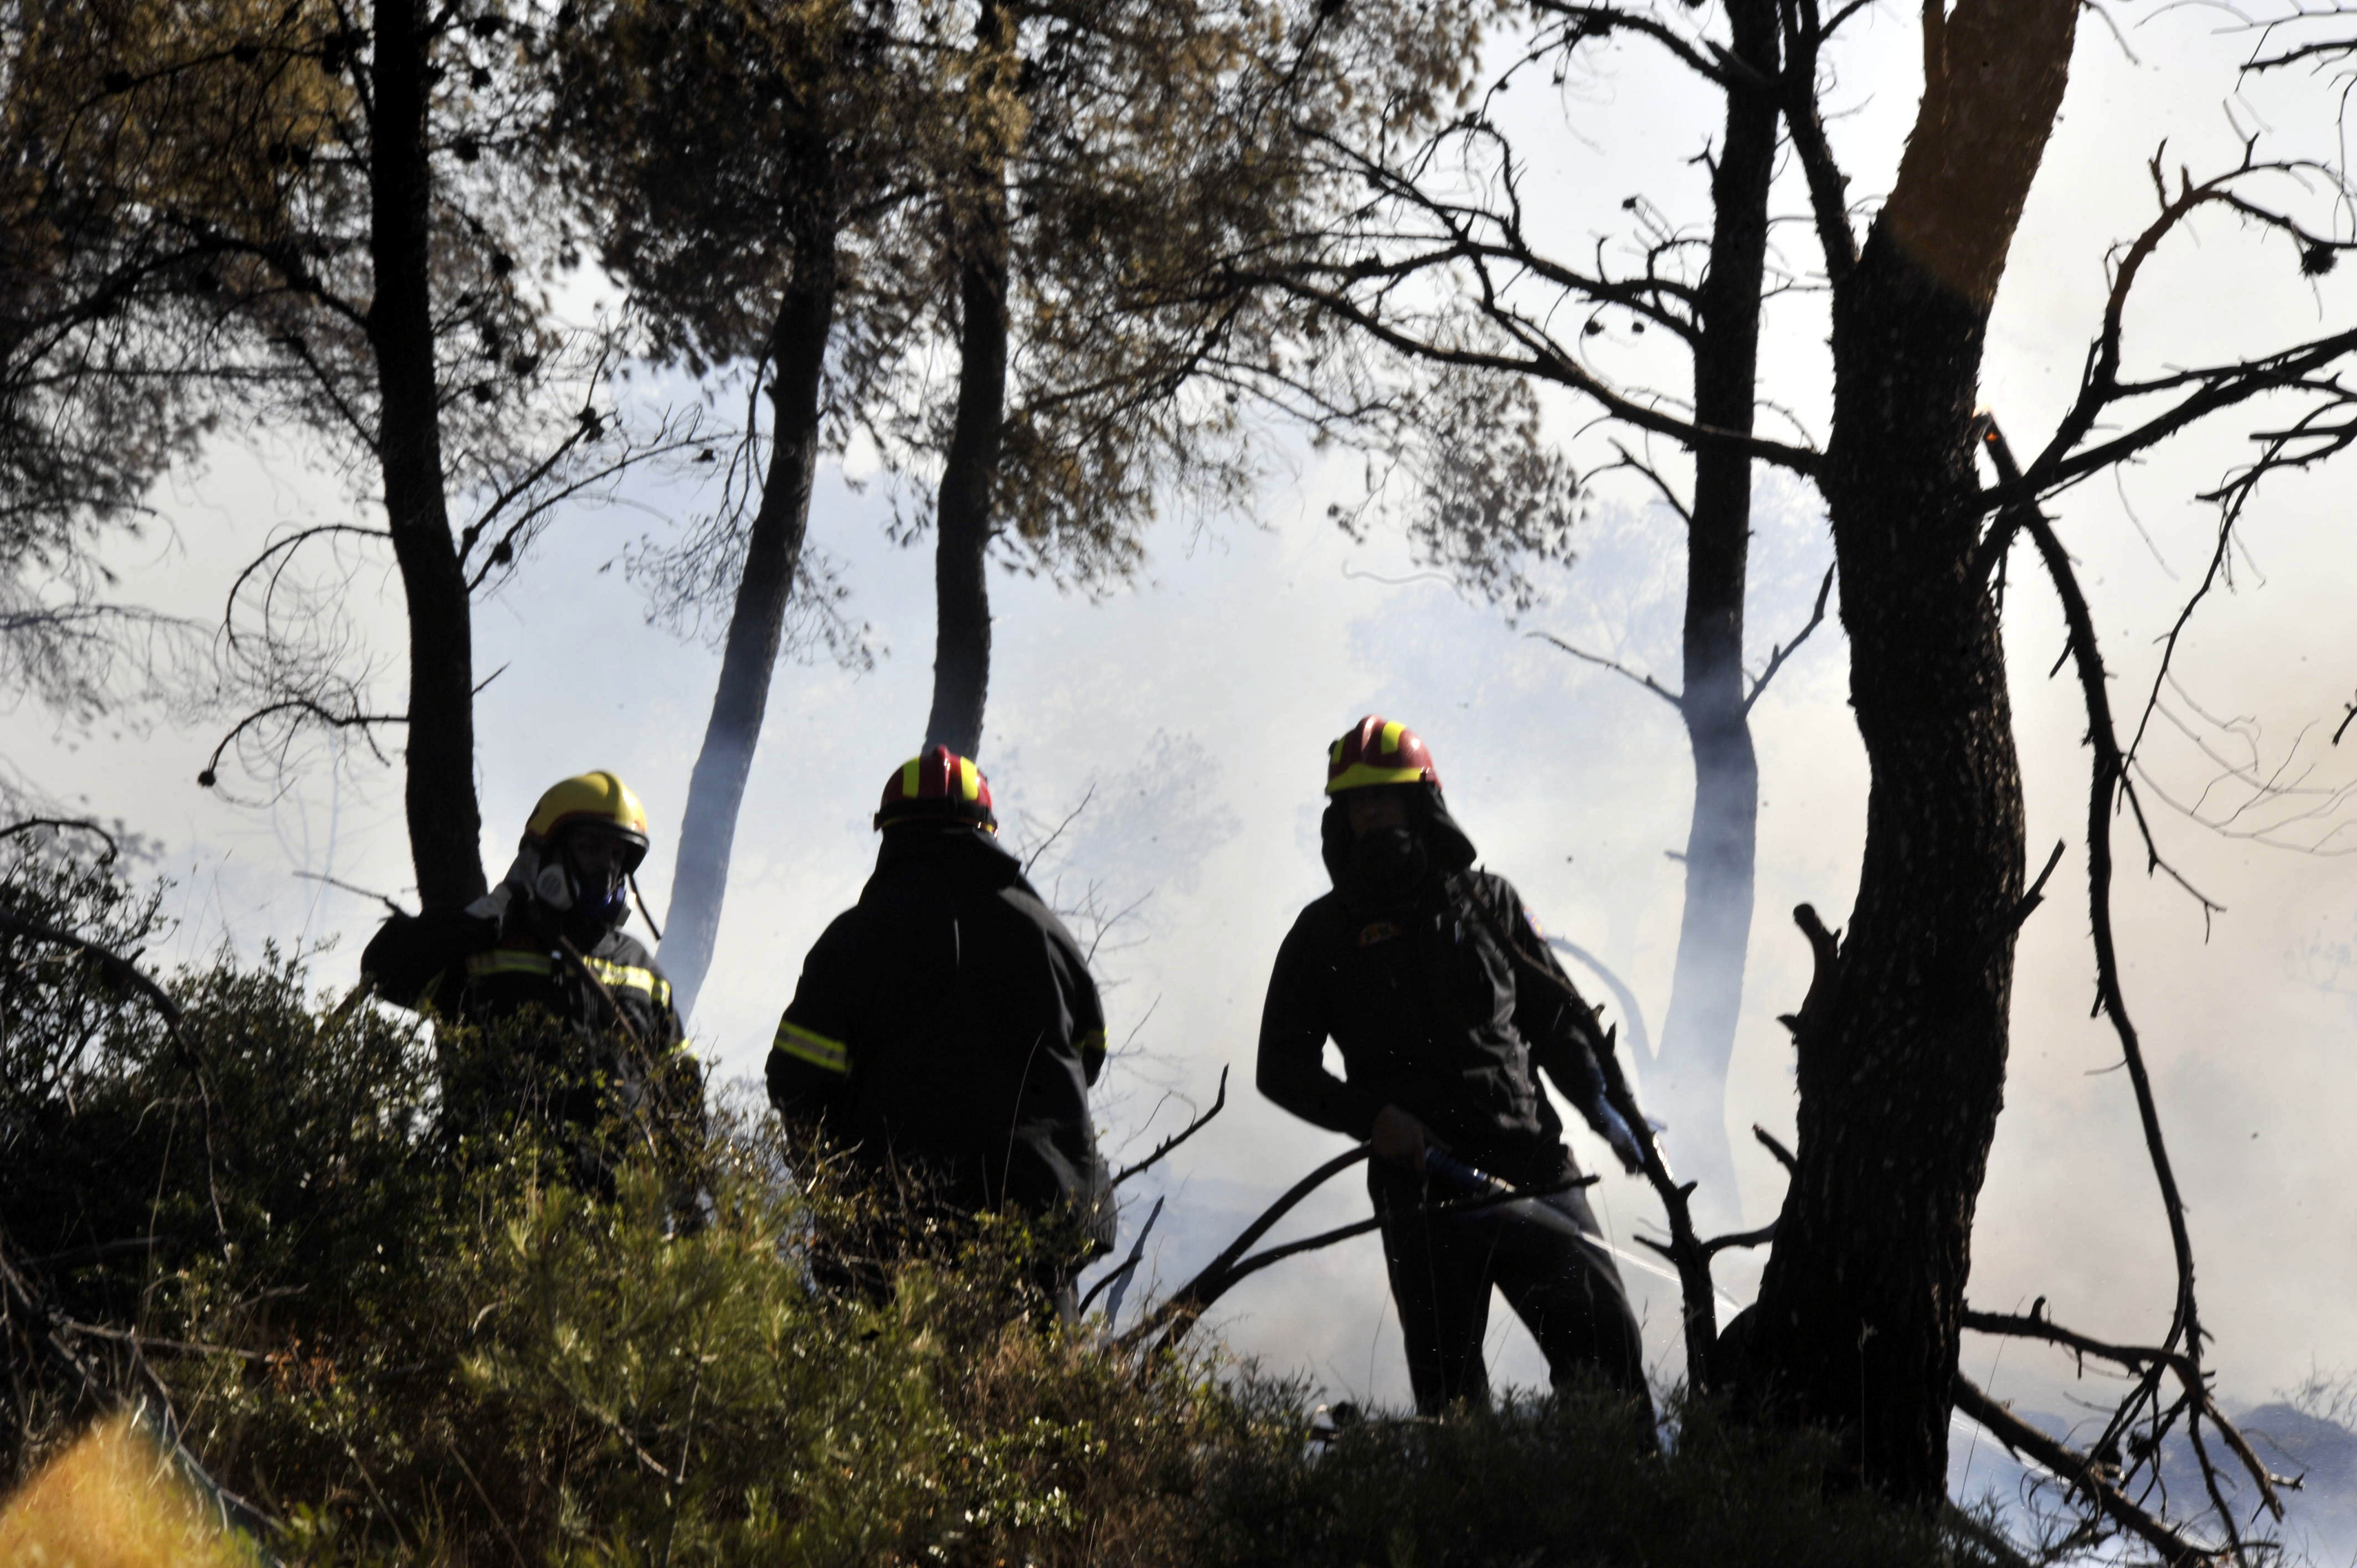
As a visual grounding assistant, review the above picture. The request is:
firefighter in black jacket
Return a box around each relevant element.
[1258,716,1654,1417]
[361,771,702,1188]
[768,746,1114,1311]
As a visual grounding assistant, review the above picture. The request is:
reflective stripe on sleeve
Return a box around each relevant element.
[468,948,673,1013]
[774,1017,850,1075]
[466,948,555,979]
[583,957,672,1012]
[1075,1026,1107,1058]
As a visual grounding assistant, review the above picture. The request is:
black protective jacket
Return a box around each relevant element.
[1257,792,1622,1190]
[363,905,681,1049]
[361,902,699,1165]
[768,826,1113,1247]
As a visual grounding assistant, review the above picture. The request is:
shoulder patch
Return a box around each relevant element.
[1357,919,1404,947]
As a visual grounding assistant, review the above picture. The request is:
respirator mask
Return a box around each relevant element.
[512,828,634,937]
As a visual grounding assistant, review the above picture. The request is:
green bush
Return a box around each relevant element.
[1195,1388,1994,1568]
[2,850,2018,1567]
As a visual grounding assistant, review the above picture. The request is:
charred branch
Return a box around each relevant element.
[1982,415,2263,1549]
[1111,1065,1228,1189]
[1115,1144,1370,1355]
[1119,1146,1596,1361]
[1773,902,1840,1044]
[1744,564,1835,713]
[1952,1374,2222,1566]
[1077,1195,1162,1320]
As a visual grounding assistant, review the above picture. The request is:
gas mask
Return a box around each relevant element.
[504,831,632,937]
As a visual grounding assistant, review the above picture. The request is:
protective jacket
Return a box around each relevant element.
[363,906,680,1048]
[1257,794,1623,1191]
[362,901,699,1172]
[768,825,1113,1249]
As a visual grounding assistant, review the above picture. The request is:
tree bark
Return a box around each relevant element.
[1740,0,2076,1500]
[658,223,840,1020]
[1651,0,1778,1227]
[923,0,1013,760]
[367,0,484,910]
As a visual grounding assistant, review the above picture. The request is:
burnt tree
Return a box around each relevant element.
[1735,0,2074,1498]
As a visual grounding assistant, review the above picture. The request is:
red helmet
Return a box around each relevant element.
[874,745,999,831]
[1326,715,1443,795]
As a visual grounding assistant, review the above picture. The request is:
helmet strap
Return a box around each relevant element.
[629,871,664,941]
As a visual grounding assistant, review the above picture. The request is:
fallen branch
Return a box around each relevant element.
[1115,1145,1370,1354]
[1121,1151,1596,1360]
[1964,1306,2289,1518]
[1952,1374,2220,1566]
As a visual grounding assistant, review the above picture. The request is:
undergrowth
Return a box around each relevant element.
[0,849,2013,1566]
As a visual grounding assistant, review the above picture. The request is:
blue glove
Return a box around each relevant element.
[1596,1103,1646,1173]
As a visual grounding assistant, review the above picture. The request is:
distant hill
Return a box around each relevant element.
[1953,1400,2357,1565]
[2191,1404,2357,1566]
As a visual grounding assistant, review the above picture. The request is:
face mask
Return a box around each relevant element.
[522,839,629,931]
[1342,825,1427,902]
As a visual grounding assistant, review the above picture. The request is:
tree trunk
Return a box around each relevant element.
[658,223,840,1020]
[1650,0,1777,1227]
[923,0,1013,760]
[1740,0,2075,1500]
[368,0,483,910]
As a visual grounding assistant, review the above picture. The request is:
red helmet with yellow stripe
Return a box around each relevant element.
[1326,715,1443,795]
[875,745,998,831]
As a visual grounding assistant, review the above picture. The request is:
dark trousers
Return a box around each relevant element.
[1371,1161,1653,1420]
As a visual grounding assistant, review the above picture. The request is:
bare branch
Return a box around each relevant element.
[1122,1152,1596,1361]
[1777,0,1859,283]
[1528,630,1684,711]
[1077,1194,1162,1319]
[1744,564,1836,713]
[1116,1145,1370,1354]
[1952,1375,2222,1566]
[292,869,409,916]
[1984,416,2258,1548]
[1596,440,1695,528]
[1111,1064,1227,1188]
[1023,783,1097,877]
[1525,1,1753,87]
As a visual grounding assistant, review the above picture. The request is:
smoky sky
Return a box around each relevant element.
[7,6,2357,1531]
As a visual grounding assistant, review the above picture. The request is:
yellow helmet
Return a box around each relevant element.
[523,771,650,870]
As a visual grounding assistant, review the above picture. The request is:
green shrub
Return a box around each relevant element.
[1194,1388,1998,1568]
[2,850,2019,1567]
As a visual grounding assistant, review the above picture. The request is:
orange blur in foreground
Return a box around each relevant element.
[0,1413,249,1568]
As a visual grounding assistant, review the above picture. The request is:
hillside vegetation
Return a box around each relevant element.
[1,849,2012,1566]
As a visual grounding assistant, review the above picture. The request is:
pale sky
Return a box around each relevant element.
[11,2,2357,1535]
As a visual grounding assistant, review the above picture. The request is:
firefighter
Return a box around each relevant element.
[361,771,703,1191]
[1257,716,1654,1417]
[767,746,1114,1314]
